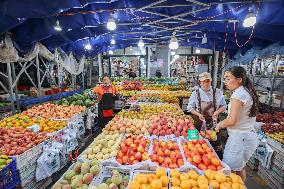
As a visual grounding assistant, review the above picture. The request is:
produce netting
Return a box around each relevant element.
[0,34,85,75]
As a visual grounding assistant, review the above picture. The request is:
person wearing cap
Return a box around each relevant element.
[187,72,227,158]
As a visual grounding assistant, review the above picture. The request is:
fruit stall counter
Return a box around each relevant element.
[49,101,240,189]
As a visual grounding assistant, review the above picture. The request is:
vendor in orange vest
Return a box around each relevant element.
[92,74,118,129]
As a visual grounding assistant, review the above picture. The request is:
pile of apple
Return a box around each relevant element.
[139,103,182,114]
[181,139,223,171]
[0,127,48,156]
[116,135,150,165]
[256,112,284,124]
[149,113,195,137]
[104,116,150,135]
[81,133,123,161]
[122,81,142,91]
[117,110,154,120]
[23,103,85,119]
[150,139,184,169]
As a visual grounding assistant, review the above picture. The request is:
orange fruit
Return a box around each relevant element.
[171,177,181,187]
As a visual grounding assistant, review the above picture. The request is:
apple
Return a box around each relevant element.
[135,152,142,161]
[192,155,201,164]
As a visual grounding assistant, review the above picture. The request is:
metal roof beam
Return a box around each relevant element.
[139,10,194,23]
[186,0,210,7]
[149,6,210,24]
[136,0,167,11]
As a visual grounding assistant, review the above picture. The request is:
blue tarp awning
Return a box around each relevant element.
[1,0,284,57]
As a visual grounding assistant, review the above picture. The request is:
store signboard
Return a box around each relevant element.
[188,130,199,140]
[150,58,163,67]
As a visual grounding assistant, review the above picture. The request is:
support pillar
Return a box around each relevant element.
[36,55,42,97]
[11,62,20,112]
[7,63,16,113]
[220,52,226,90]
[213,51,219,89]
[98,54,103,78]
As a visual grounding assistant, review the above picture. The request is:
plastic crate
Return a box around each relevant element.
[17,162,38,187]
[13,142,44,170]
[90,166,133,186]
[0,157,20,189]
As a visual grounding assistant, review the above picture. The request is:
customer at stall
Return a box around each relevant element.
[216,66,259,182]
[128,69,136,78]
[187,72,227,158]
[92,74,118,130]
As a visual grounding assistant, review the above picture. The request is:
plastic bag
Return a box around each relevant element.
[36,146,61,181]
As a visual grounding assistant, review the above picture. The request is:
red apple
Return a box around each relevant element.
[135,152,142,161]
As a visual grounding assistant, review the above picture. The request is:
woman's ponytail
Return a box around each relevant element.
[228,66,259,117]
[243,76,259,117]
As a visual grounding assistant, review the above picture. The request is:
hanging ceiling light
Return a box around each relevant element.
[107,14,117,31]
[169,32,179,50]
[54,20,62,32]
[84,40,92,50]
[141,48,146,55]
[171,51,176,56]
[243,7,256,27]
[196,48,201,54]
[138,38,144,48]
[202,34,207,44]
[174,54,180,59]
[111,36,116,45]
[109,50,114,55]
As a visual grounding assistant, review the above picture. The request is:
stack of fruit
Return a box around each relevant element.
[54,92,96,107]
[0,127,48,156]
[256,112,284,124]
[0,114,39,128]
[261,123,284,144]
[199,130,217,141]
[170,169,210,189]
[128,168,169,189]
[0,114,67,133]
[116,135,150,165]
[122,81,142,91]
[81,133,123,161]
[118,90,138,97]
[149,139,184,169]
[204,170,246,189]
[104,117,150,135]
[23,103,85,119]
[89,169,130,189]
[0,154,12,169]
[52,159,100,189]
[139,103,182,114]
[181,139,223,171]
[148,113,195,137]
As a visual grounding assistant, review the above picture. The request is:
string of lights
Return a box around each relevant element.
[233,1,260,48]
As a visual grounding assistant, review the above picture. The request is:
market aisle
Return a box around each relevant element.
[245,167,270,189]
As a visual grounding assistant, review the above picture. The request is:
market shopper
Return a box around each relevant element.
[216,66,259,182]
[92,74,118,130]
[187,72,227,158]
[128,69,137,78]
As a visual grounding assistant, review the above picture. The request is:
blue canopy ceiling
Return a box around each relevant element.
[0,0,284,57]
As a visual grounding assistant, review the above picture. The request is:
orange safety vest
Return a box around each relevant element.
[92,85,117,102]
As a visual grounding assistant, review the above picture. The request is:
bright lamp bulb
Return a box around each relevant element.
[174,54,180,59]
[243,7,256,28]
[196,49,201,54]
[84,43,92,50]
[107,17,116,30]
[171,51,176,56]
[111,38,116,45]
[169,34,179,50]
[54,20,62,31]
[138,39,144,48]
[109,50,114,55]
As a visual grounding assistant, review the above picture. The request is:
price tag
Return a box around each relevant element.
[27,124,40,132]
[188,130,199,140]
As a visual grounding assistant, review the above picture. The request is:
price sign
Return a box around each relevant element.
[188,130,199,140]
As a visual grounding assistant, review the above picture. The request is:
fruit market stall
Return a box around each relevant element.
[246,103,284,189]
[49,101,246,189]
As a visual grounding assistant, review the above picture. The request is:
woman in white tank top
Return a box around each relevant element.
[216,66,259,182]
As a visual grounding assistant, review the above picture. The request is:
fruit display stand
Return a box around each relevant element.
[0,156,19,189]
[90,166,132,188]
